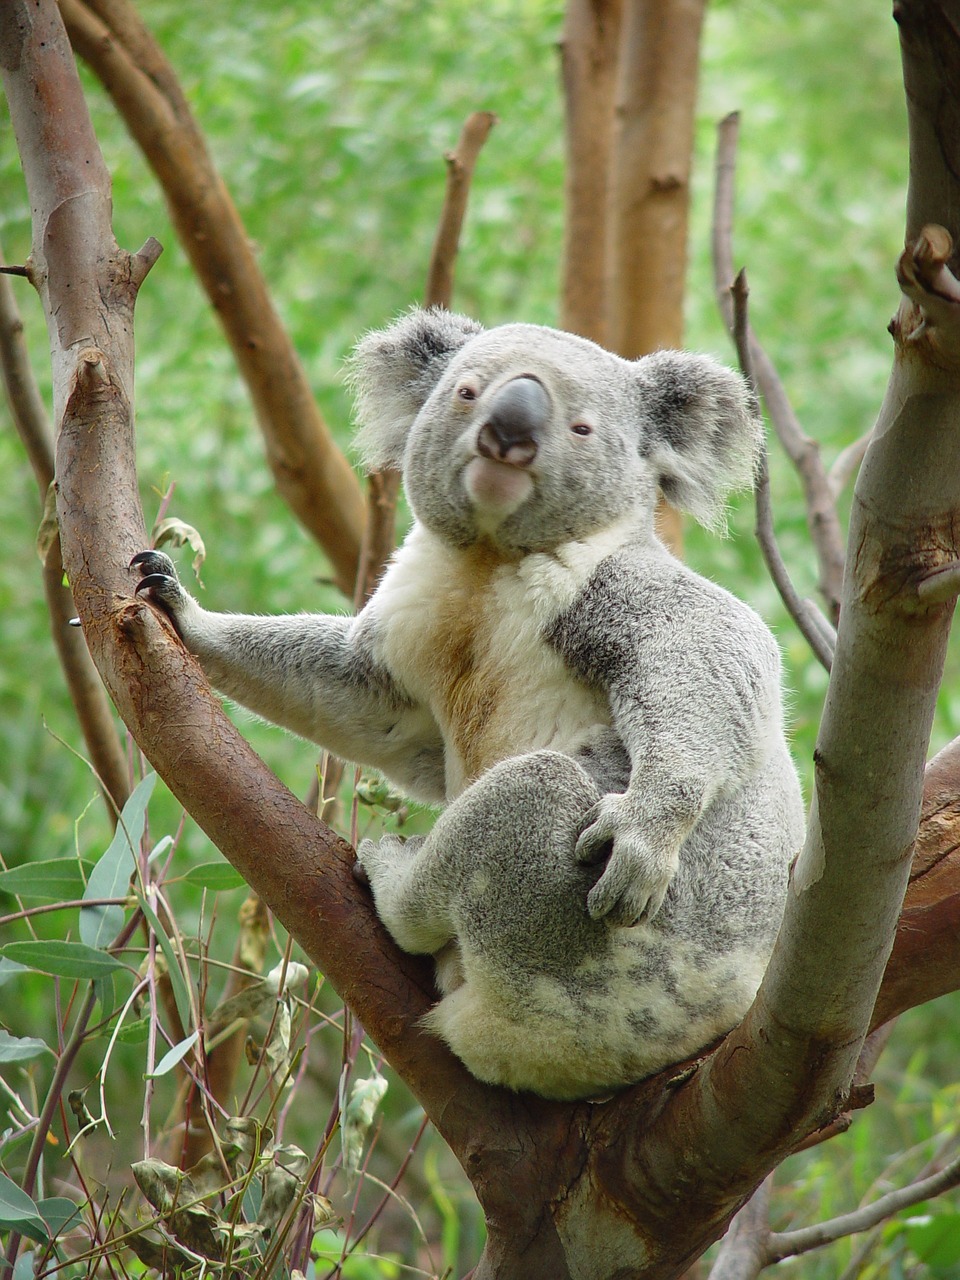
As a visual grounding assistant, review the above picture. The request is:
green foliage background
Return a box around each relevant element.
[2,0,960,1275]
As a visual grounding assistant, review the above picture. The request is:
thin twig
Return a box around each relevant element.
[425,110,497,311]
[352,110,496,611]
[828,428,872,498]
[713,112,846,624]
[767,1148,960,1261]
[730,273,836,670]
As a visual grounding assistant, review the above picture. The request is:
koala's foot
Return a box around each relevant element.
[356,834,423,895]
[356,834,451,955]
[575,793,679,927]
[130,550,189,630]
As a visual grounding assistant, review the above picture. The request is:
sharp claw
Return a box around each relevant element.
[129,550,155,569]
[135,573,173,593]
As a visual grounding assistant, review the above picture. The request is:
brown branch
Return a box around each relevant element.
[59,0,366,597]
[730,270,836,670]
[605,0,707,559]
[559,0,623,344]
[425,111,497,311]
[0,249,130,815]
[713,112,846,624]
[353,113,497,610]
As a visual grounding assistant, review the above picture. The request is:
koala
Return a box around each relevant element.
[133,307,805,1101]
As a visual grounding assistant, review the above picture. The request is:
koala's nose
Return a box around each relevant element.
[476,375,550,466]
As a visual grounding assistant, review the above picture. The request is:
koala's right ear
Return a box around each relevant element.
[347,307,484,470]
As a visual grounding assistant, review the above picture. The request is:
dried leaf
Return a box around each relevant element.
[153,517,206,583]
[340,1069,387,1179]
[35,482,58,565]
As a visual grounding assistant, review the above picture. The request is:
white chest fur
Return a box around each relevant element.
[370,522,635,798]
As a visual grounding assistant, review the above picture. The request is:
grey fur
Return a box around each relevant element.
[134,307,804,1100]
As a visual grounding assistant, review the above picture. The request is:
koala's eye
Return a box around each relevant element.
[570,422,593,437]
[456,384,477,402]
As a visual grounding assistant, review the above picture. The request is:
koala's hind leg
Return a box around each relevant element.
[359,750,607,976]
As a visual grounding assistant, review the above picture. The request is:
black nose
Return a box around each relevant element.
[477,376,551,463]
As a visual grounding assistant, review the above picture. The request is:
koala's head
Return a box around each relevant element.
[348,307,761,554]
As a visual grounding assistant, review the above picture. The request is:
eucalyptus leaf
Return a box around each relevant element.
[0,858,92,902]
[80,773,156,948]
[147,1029,200,1078]
[0,941,125,980]
[0,1031,53,1062]
[183,861,247,891]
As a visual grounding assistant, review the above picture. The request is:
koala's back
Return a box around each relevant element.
[423,750,802,1100]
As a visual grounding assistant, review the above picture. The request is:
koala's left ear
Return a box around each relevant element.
[347,307,484,470]
[633,351,762,530]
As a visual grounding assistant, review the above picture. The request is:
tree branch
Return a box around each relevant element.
[0,248,130,815]
[729,270,837,670]
[768,1148,960,1262]
[59,0,366,597]
[559,0,623,344]
[425,111,497,311]
[707,1178,771,1280]
[713,111,846,624]
[352,111,496,610]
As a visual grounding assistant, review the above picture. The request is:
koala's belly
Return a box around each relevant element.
[374,532,613,797]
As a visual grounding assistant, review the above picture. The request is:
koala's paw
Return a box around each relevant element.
[130,550,189,627]
[356,834,421,890]
[575,794,678,928]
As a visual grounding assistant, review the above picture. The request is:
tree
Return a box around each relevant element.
[3,0,960,1277]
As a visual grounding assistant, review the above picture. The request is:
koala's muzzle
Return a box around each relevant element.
[476,375,550,467]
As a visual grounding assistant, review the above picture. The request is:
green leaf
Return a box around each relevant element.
[0,1031,53,1062]
[147,1030,200,1078]
[135,889,193,1032]
[115,1017,151,1045]
[183,861,247,891]
[34,1197,83,1238]
[0,940,125,981]
[0,858,92,902]
[0,1172,44,1240]
[80,774,156,949]
[902,1212,960,1267]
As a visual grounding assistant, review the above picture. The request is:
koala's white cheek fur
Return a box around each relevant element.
[371,521,636,796]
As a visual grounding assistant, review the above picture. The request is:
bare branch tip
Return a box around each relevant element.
[77,346,108,388]
[917,223,953,266]
[131,236,164,287]
[0,264,31,279]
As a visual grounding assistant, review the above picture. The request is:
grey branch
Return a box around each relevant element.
[713,112,846,624]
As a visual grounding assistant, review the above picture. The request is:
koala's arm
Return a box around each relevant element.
[553,552,785,926]
[131,551,445,797]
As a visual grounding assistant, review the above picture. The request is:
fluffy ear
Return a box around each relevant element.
[347,307,484,470]
[634,351,762,530]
